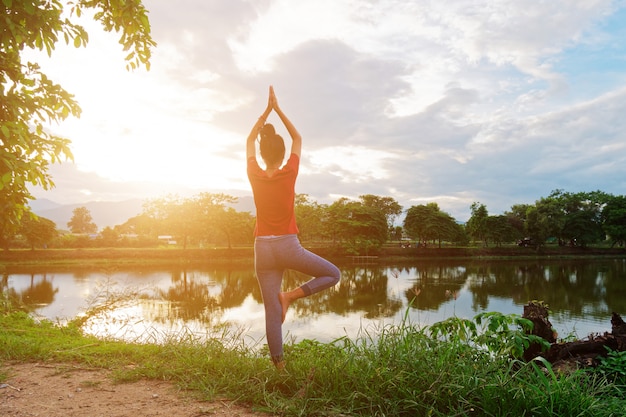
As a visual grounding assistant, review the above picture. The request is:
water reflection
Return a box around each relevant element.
[3,258,625,344]
[3,272,59,309]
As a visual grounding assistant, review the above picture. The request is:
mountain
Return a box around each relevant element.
[30,196,256,231]
[29,198,63,212]
[31,198,145,231]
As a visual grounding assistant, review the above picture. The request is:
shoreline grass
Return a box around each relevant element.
[2,307,625,416]
[3,247,625,415]
[1,245,624,268]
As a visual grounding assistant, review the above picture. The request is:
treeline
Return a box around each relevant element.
[405,189,626,250]
[5,189,626,254]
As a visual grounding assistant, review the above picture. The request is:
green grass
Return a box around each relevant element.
[2,308,625,416]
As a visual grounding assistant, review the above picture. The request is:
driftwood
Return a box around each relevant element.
[522,301,626,371]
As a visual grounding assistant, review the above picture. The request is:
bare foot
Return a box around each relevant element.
[279,288,305,323]
[278,292,290,323]
[275,360,286,371]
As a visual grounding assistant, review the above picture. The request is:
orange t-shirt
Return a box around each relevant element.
[247,153,299,236]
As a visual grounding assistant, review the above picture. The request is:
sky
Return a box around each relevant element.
[29,0,626,222]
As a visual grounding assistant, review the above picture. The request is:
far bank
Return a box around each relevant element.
[1,245,624,268]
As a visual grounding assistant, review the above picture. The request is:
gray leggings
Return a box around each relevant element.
[254,234,340,363]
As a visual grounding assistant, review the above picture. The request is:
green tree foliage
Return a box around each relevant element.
[466,202,489,246]
[327,198,388,254]
[195,193,254,249]
[526,189,609,247]
[294,194,328,242]
[98,226,119,247]
[67,206,97,234]
[485,215,520,247]
[217,208,255,248]
[403,203,438,244]
[505,204,532,237]
[143,193,253,249]
[601,195,626,247]
[404,203,461,247]
[19,211,57,249]
[359,194,402,236]
[117,213,155,236]
[144,194,196,249]
[1,0,155,246]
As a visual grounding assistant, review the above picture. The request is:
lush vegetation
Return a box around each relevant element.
[4,190,626,257]
[1,0,155,249]
[2,304,625,416]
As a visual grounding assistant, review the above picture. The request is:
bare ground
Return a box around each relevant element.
[1,362,271,417]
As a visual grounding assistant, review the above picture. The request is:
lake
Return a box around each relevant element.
[4,258,625,348]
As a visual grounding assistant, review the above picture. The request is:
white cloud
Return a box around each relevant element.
[26,0,626,223]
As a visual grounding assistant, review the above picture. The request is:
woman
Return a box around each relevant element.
[246,86,341,369]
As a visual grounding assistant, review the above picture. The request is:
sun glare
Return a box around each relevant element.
[25,17,251,194]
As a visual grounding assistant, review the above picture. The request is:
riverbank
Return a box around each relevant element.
[1,245,624,268]
[2,309,625,417]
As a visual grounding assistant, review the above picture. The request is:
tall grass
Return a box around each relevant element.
[1,302,625,416]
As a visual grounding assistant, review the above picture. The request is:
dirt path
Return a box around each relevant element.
[1,362,270,417]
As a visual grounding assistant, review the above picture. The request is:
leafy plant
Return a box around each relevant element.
[596,347,626,384]
[427,312,551,358]
[428,316,478,343]
[474,311,551,358]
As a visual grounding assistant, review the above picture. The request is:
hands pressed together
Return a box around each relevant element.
[247,84,302,159]
[261,85,279,122]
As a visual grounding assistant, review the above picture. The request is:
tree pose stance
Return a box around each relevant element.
[246,86,340,369]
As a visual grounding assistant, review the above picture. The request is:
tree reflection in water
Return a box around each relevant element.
[402,263,468,311]
[3,258,625,343]
[2,273,58,312]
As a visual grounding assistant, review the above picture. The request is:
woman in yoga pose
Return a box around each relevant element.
[246,86,341,369]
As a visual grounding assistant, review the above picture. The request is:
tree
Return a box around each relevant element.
[526,189,608,247]
[602,195,626,247]
[195,193,253,249]
[294,194,328,242]
[526,192,566,246]
[117,213,156,236]
[144,194,195,248]
[1,0,155,248]
[19,212,57,249]
[403,203,439,244]
[359,194,402,236]
[98,226,119,247]
[562,210,604,247]
[404,203,461,247]
[560,190,609,247]
[143,193,252,249]
[214,208,255,249]
[327,198,388,254]
[67,206,97,234]
[485,215,519,247]
[505,204,532,237]
[466,202,489,246]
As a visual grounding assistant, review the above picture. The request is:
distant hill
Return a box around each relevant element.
[30,196,256,231]
[31,198,146,231]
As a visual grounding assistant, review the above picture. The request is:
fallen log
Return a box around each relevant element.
[522,301,626,371]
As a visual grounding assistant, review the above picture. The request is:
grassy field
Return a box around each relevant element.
[2,306,625,416]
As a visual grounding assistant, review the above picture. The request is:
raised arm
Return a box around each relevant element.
[246,87,273,159]
[271,88,302,158]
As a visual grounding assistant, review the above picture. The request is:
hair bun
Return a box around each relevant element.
[260,123,276,139]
